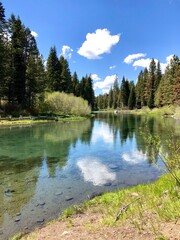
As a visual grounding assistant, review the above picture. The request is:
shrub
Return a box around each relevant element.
[42,92,91,116]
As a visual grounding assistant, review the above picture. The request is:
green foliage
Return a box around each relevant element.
[43,92,91,116]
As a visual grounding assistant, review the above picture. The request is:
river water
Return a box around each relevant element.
[0,113,179,239]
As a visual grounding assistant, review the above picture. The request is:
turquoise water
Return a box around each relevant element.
[0,113,179,239]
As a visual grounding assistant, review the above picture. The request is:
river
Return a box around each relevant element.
[0,113,179,239]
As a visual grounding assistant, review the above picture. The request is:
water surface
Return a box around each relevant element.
[0,113,179,239]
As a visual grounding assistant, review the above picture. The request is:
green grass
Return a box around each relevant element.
[14,171,180,239]
[62,171,180,226]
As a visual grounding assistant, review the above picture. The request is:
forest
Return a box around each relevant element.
[0,1,179,116]
[96,57,180,110]
[0,2,94,116]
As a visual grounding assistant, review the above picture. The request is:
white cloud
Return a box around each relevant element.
[31,31,38,38]
[77,28,120,59]
[109,65,116,70]
[77,157,116,186]
[132,58,158,69]
[61,45,73,59]
[91,74,101,81]
[94,74,116,93]
[160,54,174,73]
[124,53,147,64]
[91,122,114,144]
[122,150,147,164]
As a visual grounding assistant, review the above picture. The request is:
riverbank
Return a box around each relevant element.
[0,115,89,127]
[104,105,180,119]
[12,172,180,240]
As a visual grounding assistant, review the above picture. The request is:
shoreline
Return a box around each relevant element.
[11,171,180,240]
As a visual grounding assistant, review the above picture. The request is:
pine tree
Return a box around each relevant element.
[72,71,80,96]
[112,75,119,109]
[128,81,136,110]
[108,87,113,108]
[46,46,61,91]
[59,55,72,93]
[147,59,156,108]
[135,70,143,108]
[120,77,130,108]
[7,15,27,107]
[0,2,6,107]
[154,61,162,93]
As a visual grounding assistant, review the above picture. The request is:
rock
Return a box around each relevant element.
[15,217,21,222]
[0,229,3,235]
[37,218,44,224]
[65,196,73,201]
[16,213,21,216]
[4,189,15,194]
[55,191,63,196]
[131,192,139,197]
[61,231,69,236]
[104,182,112,186]
[39,202,45,206]
[88,192,103,200]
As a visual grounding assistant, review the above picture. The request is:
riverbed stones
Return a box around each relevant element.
[15,217,21,222]
[55,191,63,196]
[65,196,73,201]
[37,218,44,224]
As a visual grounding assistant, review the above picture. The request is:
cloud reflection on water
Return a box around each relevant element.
[122,150,147,164]
[91,123,114,144]
[77,157,116,186]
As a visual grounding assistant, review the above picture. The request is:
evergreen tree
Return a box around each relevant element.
[72,71,80,96]
[108,87,113,108]
[0,2,6,107]
[120,77,130,108]
[59,55,72,93]
[135,70,143,108]
[154,61,162,93]
[46,46,61,91]
[147,59,156,108]
[128,81,136,109]
[8,15,27,106]
[112,75,119,109]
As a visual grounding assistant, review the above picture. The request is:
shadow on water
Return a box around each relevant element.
[0,114,179,239]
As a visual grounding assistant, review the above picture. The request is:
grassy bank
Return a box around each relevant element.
[101,105,180,119]
[13,171,180,240]
[0,115,90,127]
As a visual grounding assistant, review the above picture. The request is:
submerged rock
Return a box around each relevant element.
[65,196,73,201]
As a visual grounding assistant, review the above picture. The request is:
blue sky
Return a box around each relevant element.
[1,0,180,95]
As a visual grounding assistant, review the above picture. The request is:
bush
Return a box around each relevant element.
[42,92,91,116]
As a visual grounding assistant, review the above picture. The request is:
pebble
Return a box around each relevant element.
[65,197,73,201]
[37,218,44,223]
[104,182,112,186]
[55,192,63,196]
[15,217,21,222]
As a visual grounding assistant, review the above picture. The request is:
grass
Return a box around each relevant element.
[0,115,90,127]
[13,171,180,239]
[61,171,180,227]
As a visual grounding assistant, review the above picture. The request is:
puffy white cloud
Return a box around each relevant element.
[124,53,147,64]
[122,150,147,164]
[132,58,154,69]
[94,74,116,93]
[160,54,174,73]
[77,28,120,59]
[109,65,116,70]
[31,31,38,38]
[91,74,101,81]
[77,157,116,186]
[61,45,73,59]
[91,122,114,144]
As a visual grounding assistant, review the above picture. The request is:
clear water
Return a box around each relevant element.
[0,113,179,239]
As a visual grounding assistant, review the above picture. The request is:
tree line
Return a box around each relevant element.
[96,56,180,110]
[0,2,94,115]
[0,2,179,115]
